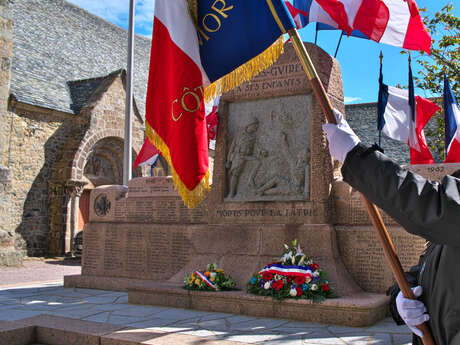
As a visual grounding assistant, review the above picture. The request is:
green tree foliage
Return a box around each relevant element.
[405,3,459,160]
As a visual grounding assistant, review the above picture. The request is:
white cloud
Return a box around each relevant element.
[344,96,362,104]
[68,0,155,37]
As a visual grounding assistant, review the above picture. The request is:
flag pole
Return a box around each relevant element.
[334,32,343,58]
[287,27,435,345]
[123,0,135,186]
[314,23,318,45]
[378,51,383,147]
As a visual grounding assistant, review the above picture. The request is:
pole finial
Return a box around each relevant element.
[379,51,383,64]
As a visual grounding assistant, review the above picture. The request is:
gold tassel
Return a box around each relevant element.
[204,37,285,103]
[146,124,210,209]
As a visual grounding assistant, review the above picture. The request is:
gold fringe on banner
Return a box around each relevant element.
[186,1,285,102]
[203,38,284,103]
[146,124,210,209]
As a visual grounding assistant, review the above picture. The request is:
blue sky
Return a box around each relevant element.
[67,0,455,104]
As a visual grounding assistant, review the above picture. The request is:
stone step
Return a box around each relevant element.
[127,282,389,328]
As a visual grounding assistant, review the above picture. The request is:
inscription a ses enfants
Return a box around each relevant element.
[228,63,307,99]
[217,208,318,218]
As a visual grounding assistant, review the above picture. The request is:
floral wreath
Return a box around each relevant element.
[247,240,334,301]
[184,263,236,291]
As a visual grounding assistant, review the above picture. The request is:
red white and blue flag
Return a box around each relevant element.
[133,138,160,171]
[289,0,431,53]
[377,65,440,164]
[145,0,295,207]
[443,74,460,163]
[285,1,308,28]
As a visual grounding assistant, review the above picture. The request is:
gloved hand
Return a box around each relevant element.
[396,286,430,338]
[322,109,360,163]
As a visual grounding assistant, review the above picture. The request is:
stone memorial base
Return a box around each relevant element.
[127,282,389,327]
[66,222,362,297]
[64,178,399,327]
[64,209,389,326]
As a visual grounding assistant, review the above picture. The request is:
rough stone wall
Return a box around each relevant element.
[7,103,84,256]
[47,73,144,255]
[0,0,13,165]
[0,72,145,257]
[68,73,144,182]
[345,103,410,165]
[0,0,22,265]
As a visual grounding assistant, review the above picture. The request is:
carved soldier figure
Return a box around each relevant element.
[255,131,307,197]
[226,117,259,198]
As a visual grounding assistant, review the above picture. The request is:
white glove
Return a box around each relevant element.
[396,286,429,338]
[322,109,360,163]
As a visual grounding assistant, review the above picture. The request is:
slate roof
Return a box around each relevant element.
[10,0,151,116]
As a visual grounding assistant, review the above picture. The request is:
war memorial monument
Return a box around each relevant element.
[65,42,459,327]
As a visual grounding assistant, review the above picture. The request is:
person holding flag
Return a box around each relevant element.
[323,108,460,344]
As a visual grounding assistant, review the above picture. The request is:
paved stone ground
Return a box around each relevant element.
[0,257,81,287]
[0,260,412,344]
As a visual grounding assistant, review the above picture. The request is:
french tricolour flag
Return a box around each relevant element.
[285,1,308,28]
[377,86,440,164]
[133,139,160,171]
[289,0,431,53]
[443,75,460,163]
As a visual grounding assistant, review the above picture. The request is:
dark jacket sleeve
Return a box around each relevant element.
[341,143,460,246]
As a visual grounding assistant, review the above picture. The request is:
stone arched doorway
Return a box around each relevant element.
[77,137,143,235]
[48,130,171,256]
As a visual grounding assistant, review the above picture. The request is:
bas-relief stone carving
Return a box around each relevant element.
[225,95,310,202]
[84,152,120,185]
[94,193,111,217]
[226,117,260,198]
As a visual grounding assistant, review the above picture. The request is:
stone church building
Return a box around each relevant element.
[0,0,174,264]
[0,0,413,265]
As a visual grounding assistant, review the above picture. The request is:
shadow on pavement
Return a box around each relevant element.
[43,258,81,267]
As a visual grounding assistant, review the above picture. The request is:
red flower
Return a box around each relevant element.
[296,286,303,296]
[320,283,330,292]
[311,263,319,270]
[287,276,293,284]
[294,276,306,285]
[263,272,274,281]
[272,280,284,291]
